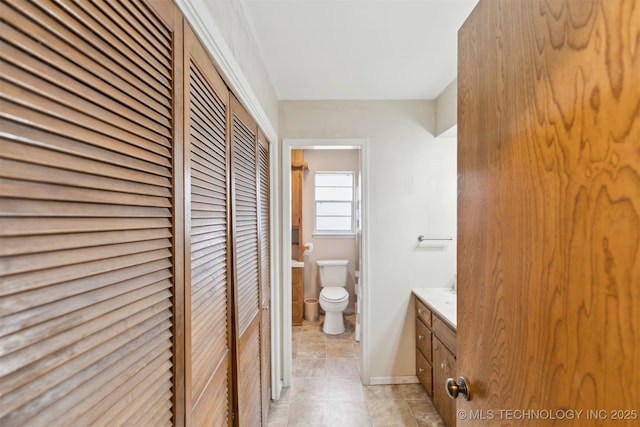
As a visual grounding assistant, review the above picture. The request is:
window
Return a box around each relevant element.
[314,171,354,234]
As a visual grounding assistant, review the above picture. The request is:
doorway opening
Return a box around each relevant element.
[280,138,369,392]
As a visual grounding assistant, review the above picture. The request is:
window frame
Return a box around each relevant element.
[313,171,356,237]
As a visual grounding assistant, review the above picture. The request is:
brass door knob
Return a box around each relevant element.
[446,376,471,401]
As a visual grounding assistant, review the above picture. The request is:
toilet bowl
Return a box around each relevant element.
[317,260,349,335]
[319,287,349,334]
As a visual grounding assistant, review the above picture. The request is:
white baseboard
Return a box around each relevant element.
[367,376,420,385]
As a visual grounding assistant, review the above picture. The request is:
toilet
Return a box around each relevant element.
[317,260,349,335]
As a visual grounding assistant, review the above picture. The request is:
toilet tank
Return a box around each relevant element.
[317,260,349,287]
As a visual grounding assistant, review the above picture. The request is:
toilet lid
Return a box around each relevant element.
[321,287,348,301]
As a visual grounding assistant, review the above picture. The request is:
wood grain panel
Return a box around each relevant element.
[433,338,456,427]
[184,23,232,427]
[231,95,263,426]
[191,352,231,426]
[291,267,303,326]
[0,1,178,425]
[0,4,170,121]
[458,0,640,424]
[236,315,263,427]
[0,125,173,180]
[231,102,260,336]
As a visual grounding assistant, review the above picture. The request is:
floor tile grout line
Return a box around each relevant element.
[269,314,444,426]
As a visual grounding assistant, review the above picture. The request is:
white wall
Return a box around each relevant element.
[280,101,457,381]
[301,149,360,312]
[435,79,457,136]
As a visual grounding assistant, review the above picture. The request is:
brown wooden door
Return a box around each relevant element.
[457,0,640,425]
[257,132,272,423]
[0,0,180,425]
[183,24,233,427]
[230,96,263,426]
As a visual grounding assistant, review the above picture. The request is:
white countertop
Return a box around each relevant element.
[412,288,457,329]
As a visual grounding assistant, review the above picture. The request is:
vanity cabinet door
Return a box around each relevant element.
[291,267,303,325]
[434,337,457,427]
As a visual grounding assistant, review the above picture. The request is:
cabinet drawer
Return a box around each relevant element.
[415,299,432,328]
[433,316,456,355]
[415,318,432,362]
[416,350,433,397]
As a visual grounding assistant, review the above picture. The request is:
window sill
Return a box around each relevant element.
[312,232,356,239]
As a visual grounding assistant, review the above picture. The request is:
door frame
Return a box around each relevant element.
[279,138,370,389]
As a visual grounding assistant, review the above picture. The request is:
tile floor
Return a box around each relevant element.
[267,314,446,427]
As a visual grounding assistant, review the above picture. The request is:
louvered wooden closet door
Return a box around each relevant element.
[183,25,232,427]
[257,133,271,423]
[230,96,262,427]
[0,0,179,425]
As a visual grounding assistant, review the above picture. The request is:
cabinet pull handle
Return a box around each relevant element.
[418,309,423,314]
[418,368,425,373]
[418,335,424,340]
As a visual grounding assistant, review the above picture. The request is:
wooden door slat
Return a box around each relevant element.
[2,59,170,147]
[0,39,171,128]
[1,271,171,338]
[1,79,171,158]
[0,312,171,416]
[0,290,172,377]
[81,0,171,69]
[0,217,171,237]
[0,229,171,257]
[0,179,171,208]
[10,0,171,97]
[0,17,170,119]
[0,157,171,197]
[1,238,171,276]
[0,259,172,316]
[1,103,171,167]
[0,126,172,181]
[1,248,172,296]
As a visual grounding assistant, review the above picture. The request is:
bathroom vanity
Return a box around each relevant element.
[413,288,457,427]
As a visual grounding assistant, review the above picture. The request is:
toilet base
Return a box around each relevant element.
[322,311,345,335]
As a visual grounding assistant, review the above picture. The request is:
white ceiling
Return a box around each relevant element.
[243,0,479,101]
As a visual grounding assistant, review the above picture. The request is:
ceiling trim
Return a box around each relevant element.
[174,0,278,144]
